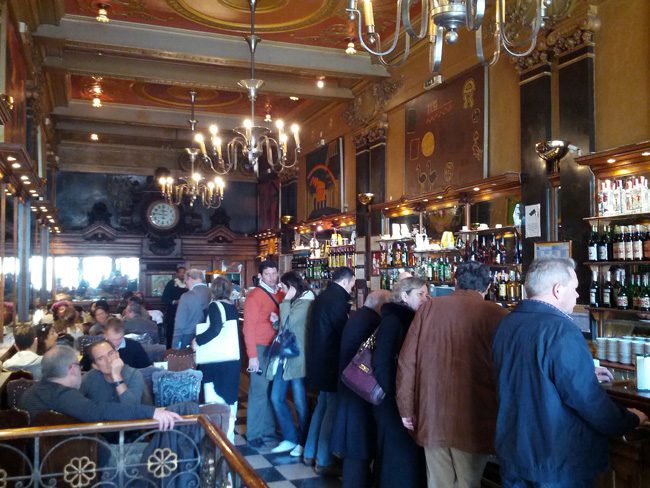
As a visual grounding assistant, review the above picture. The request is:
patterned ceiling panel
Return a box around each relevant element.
[70,75,306,116]
[67,0,410,49]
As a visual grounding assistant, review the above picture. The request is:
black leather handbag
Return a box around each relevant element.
[268,317,300,359]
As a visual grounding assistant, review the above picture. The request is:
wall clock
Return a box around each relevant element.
[145,200,180,232]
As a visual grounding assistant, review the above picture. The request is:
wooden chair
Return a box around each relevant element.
[152,369,202,407]
[0,370,33,409]
[0,409,30,482]
[32,411,100,484]
[163,347,195,371]
[6,377,35,409]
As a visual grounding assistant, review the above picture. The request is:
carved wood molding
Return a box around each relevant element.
[354,122,388,150]
[81,222,118,242]
[344,78,403,128]
[514,1,600,73]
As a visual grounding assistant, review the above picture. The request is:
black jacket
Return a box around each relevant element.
[331,305,382,459]
[307,281,351,392]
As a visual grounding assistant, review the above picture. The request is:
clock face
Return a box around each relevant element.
[147,201,180,230]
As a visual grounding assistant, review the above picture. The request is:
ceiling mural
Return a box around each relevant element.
[67,0,408,49]
[71,75,305,116]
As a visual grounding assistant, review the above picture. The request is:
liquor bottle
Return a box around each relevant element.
[387,242,393,267]
[611,269,621,305]
[612,226,624,260]
[624,225,634,261]
[644,226,650,261]
[597,225,610,261]
[588,226,599,261]
[632,274,640,310]
[640,274,650,312]
[601,270,613,308]
[426,257,433,281]
[616,269,629,310]
[380,242,387,267]
[469,237,477,261]
[488,272,497,302]
[498,272,508,302]
[634,224,644,260]
[497,235,507,264]
[394,243,402,267]
[489,235,497,264]
[589,270,600,307]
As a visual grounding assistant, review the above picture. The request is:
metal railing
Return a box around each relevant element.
[0,414,267,487]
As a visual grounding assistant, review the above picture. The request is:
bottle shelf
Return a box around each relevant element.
[378,237,415,243]
[598,359,636,372]
[585,212,650,223]
[456,225,520,235]
[587,306,650,315]
[378,266,416,270]
[585,261,650,266]
[411,248,460,254]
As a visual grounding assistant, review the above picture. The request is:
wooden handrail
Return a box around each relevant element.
[198,415,268,488]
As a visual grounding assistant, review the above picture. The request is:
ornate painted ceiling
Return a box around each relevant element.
[12,0,394,174]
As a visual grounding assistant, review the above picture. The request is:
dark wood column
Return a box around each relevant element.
[518,62,553,271]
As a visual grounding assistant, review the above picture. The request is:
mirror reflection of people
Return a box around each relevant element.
[162,267,188,348]
[2,324,43,380]
[36,323,58,355]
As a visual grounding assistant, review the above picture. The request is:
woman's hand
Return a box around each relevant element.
[269,312,279,324]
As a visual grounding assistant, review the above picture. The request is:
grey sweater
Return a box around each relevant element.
[80,365,149,405]
[18,381,155,423]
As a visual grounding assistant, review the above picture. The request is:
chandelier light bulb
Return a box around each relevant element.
[207,181,215,189]
[194,133,204,143]
[279,133,288,144]
[215,177,225,189]
[166,176,174,184]
[192,173,201,182]
[243,119,252,129]
[209,124,218,136]
[316,79,325,89]
[275,119,285,130]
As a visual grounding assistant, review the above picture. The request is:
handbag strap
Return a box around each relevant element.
[258,286,280,309]
[360,326,380,350]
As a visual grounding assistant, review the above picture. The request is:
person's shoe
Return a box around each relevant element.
[314,463,342,477]
[303,456,315,466]
[290,445,304,457]
[270,440,297,454]
[247,437,265,449]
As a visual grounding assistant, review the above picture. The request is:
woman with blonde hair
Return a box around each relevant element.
[373,277,429,487]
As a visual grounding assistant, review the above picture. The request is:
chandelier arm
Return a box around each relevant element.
[376,32,412,67]
[401,0,430,40]
[497,0,543,55]
[475,6,501,68]
[429,24,444,75]
[466,0,486,31]
[354,5,404,57]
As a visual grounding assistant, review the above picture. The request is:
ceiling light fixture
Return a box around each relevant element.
[289,96,299,101]
[345,42,357,55]
[316,79,325,89]
[91,77,103,107]
[346,0,571,76]
[642,151,650,157]
[96,3,110,23]
[11,162,21,169]
[90,133,99,141]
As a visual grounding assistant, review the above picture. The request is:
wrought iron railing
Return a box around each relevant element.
[0,414,267,487]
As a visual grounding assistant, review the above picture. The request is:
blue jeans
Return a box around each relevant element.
[304,391,337,466]
[270,364,308,445]
[502,475,594,488]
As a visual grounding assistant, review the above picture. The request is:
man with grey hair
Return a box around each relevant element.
[18,345,181,429]
[172,268,210,348]
[123,301,159,343]
[493,258,647,487]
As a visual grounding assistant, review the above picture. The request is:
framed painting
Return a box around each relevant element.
[404,64,486,196]
[306,137,344,220]
[149,273,172,297]
[533,241,572,259]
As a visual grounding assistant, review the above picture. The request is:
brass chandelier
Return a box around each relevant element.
[347,0,570,75]
[187,0,301,177]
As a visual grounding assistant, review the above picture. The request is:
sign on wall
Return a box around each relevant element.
[404,64,486,196]
[306,137,344,220]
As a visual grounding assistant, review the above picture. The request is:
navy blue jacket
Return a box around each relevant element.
[493,300,639,483]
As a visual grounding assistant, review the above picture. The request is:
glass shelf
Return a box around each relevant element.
[584,212,650,223]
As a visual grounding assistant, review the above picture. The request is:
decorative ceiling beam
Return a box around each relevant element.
[42,51,354,100]
[34,15,390,80]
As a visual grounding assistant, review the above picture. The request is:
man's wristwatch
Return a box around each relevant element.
[111,380,125,387]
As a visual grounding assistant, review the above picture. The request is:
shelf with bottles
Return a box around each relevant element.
[456,225,520,235]
[586,222,650,264]
[588,266,650,312]
[457,230,522,267]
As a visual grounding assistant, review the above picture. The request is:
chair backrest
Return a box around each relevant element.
[76,334,104,357]
[152,369,203,407]
[6,378,35,409]
[0,370,34,409]
[163,347,195,371]
[0,409,30,479]
[32,411,99,480]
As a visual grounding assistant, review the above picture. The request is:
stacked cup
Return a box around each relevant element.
[606,338,619,363]
[632,341,646,365]
[596,338,608,360]
[619,339,633,365]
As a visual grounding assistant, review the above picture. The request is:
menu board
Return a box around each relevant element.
[404,65,485,196]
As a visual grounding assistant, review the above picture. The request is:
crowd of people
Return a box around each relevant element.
[1,257,648,487]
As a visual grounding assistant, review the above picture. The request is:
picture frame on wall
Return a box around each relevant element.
[533,241,572,259]
[149,273,173,297]
[305,137,344,220]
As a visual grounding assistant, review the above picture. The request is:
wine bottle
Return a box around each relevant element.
[616,269,629,310]
[601,270,613,308]
[589,270,600,307]
[598,225,610,262]
[588,226,598,261]
[624,225,634,261]
[634,224,644,260]
[640,274,650,312]
[498,272,508,301]
[613,226,624,260]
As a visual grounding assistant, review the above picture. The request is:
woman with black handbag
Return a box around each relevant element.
[373,276,429,488]
[266,271,314,456]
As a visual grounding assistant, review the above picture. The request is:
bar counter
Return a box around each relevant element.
[603,380,650,414]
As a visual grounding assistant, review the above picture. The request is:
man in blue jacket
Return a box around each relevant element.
[493,257,647,487]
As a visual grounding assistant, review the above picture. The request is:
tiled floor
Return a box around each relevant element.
[234,381,342,488]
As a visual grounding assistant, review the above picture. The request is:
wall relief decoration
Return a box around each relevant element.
[344,78,402,127]
[305,138,344,220]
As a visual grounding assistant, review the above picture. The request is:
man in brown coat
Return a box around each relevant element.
[396,261,508,488]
